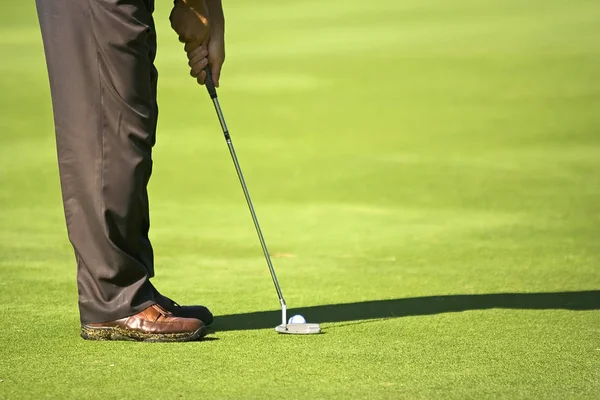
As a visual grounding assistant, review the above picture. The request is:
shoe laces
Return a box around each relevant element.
[151,304,173,319]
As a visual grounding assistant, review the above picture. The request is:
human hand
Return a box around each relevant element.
[175,0,225,87]
[185,33,224,87]
[170,0,210,49]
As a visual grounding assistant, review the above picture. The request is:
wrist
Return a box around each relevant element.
[210,22,225,36]
[205,0,224,24]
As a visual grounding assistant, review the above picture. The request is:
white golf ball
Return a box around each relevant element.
[288,314,306,324]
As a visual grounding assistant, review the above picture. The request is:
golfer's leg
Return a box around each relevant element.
[138,2,159,278]
[36,0,158,323]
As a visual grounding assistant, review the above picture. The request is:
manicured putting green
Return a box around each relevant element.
[0,0,599,398]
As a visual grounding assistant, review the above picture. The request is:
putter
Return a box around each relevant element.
[203,67,320,335]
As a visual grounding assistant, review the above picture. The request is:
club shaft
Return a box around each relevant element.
[209,97,287,312]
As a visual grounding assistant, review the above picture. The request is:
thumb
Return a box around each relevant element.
[210,63,221,88]
[204,36,219,87]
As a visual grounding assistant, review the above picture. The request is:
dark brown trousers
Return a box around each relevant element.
[36,0,160,323]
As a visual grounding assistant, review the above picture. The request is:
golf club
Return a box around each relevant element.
[203,67,320,335]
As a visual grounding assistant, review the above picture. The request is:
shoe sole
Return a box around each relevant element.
[80,324,207,343]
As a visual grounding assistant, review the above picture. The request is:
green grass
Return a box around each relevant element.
[1,0,600,398]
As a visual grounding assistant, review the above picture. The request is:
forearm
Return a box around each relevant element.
[206,0,224,33]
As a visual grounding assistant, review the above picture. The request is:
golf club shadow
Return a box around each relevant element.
[212,290,600,332]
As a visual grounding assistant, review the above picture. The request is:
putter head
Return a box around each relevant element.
[275,323,321,335]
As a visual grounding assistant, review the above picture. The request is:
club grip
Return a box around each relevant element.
[204,66,217,99]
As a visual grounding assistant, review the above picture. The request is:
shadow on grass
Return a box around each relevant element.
[213,290,600,331]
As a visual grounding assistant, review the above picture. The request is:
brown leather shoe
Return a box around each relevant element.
[80,304,206,342]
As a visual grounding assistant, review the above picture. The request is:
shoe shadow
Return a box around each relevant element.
[212,290,600,332]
